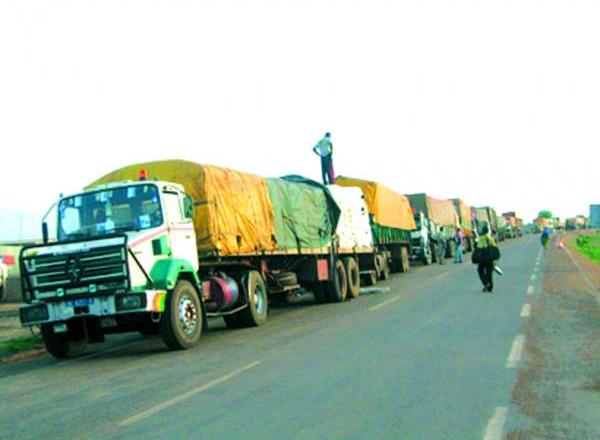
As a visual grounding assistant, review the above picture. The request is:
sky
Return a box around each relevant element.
[1,0,599,241]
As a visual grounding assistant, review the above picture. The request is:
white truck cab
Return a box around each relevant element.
[19,175,204,357]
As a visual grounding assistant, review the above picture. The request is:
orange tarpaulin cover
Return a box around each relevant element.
[88,160,277,255]
[336,176,416,231]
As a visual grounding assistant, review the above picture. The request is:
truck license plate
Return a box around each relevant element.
[69,298,94,307]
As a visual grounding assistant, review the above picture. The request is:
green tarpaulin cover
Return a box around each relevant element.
[266,176,340,251]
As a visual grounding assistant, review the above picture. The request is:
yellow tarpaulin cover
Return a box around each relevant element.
[88,160,277,255]
[336,176,417,231]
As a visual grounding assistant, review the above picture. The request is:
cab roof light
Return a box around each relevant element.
[139,169,148,181]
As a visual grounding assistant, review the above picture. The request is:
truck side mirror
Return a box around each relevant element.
[42,222,49,244]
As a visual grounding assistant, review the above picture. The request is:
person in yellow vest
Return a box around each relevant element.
[312,132,334,184]
[477,223,498,292]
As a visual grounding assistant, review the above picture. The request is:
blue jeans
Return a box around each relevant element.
[455,244,463,263]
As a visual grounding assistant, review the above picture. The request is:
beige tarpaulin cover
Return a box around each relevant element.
[336,176,416,230]
[428,197,458,227]
[88,160,276,255]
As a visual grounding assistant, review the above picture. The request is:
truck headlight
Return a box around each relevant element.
[115,293,146,311]
[20,305,49,323]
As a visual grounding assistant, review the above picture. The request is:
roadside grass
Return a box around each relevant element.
[0,334,43,355]
[573,231,600,265]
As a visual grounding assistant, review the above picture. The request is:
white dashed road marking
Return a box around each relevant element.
[520,303,531,317]
[506,335,526,368]
[483,407,508,440]
[118,361,262,427]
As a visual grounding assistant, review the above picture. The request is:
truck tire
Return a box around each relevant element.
[362,272,377,287]
[399,246,410,273]
[238,271,268,327]
[41,320,88,359]
[325,260,348,302]
[343,257,361,299]
[160,280,203,350]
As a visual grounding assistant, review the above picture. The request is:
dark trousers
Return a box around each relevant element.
[321,155,332,185]
[477,262,494,289]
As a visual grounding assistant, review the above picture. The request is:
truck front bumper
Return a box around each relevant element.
[19,290,167,326]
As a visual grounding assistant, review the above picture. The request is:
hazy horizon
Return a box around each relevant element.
[1,1,599,241]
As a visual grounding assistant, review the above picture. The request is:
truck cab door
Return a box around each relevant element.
[162,190,199,272]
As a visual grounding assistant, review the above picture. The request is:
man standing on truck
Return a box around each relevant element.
[312,132,334,185]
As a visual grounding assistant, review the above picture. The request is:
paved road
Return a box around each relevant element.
[0,236,561,439]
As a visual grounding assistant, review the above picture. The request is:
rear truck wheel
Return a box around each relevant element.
[422,247,432,265]
[399,246,410,273]
[343,257,361,299]
[41,319,88,359]
[160,280,203,350]
[325,259,348,303]
[238,270,268,327]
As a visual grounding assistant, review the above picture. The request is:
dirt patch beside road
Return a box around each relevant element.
[506,237,600,440]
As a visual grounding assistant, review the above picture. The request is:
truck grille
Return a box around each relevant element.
[20,236,130,302]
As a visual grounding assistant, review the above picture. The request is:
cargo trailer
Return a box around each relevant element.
[336,176,416,273]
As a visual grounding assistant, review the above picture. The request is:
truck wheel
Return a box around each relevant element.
[325,260,348,303]
[399,246,410,273]
[430,243,437,263]
[239,271,268,327]
[343,257,361,299]
[41,320,88,359]
[160,280,203,350]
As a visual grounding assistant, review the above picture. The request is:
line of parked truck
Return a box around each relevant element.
[18,160,524,358]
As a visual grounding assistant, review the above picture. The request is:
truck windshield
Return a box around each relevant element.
[58,184,163,241]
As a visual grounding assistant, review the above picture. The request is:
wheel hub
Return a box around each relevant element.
[178,296,198,335]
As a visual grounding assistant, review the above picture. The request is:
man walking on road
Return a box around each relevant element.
[476,223,499,292]
[312,132,334,185]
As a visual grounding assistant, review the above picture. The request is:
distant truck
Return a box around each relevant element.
[502,212,523,237]
[406,193,458,263]
[19,160,398,358]
[336,177,416,274]
[450,198,475,252]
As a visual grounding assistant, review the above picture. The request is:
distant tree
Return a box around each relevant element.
[538,210,553,219]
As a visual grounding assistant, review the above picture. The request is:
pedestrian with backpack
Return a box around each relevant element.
[472,223,500,292]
